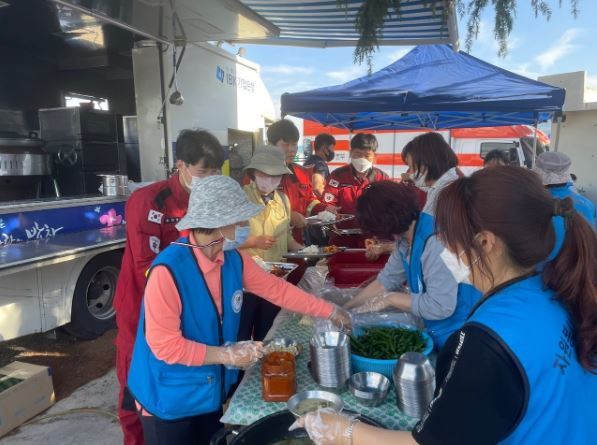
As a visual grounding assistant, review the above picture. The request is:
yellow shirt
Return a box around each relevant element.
[243,182,294,262]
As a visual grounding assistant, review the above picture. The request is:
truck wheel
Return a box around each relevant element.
[64,250,123,340]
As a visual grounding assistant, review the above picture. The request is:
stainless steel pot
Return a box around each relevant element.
[99,174,128,187]
[99,174,129,196]
[0,137,52,177]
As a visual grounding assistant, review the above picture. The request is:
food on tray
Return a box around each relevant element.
[350,327,426,360]
[316,210,337,222]
[270,265,288,277]
[294,399,334,416]
[299,245,320,255]
[323,245,340,254]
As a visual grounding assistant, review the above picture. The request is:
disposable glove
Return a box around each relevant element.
[221,341,265,369]
[289,408,359,445]
[328,305,353,334]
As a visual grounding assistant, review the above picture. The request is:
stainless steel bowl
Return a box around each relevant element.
[264,338,303,356]
[349,372,391,407]
[287,390,344,418]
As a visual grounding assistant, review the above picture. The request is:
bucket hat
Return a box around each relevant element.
[533,151,572,185]
[176,176,264,230]
[245,147,292,176]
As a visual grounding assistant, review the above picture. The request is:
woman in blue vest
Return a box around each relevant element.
[534,151,596,227]
[346,133,481,349]
[127,175,351,445]
[294,166,597,445]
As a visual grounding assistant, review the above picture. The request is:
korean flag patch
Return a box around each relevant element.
[231,290,243,314]
[148,209,164,224]
[328,179,339,188]
[324,193,335,203]
[149,236,161,254]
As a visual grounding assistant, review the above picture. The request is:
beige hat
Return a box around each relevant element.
[246,147,292,176]
[534,151,572,185]
[176,176,264,230]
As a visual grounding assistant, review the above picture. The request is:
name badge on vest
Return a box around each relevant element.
[231,290,243,314]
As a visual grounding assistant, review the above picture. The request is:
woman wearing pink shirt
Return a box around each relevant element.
[127,175,350,445]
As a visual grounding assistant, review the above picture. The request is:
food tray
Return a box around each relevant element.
[331,228,363,236]
[306,213,355,226]
[265,262,298,279]
[282,246,346,260]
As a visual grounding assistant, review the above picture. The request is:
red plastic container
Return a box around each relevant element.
[327,251,389,288]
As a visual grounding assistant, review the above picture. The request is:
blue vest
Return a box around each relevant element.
[548,184,596,228]
[401,212,481,349]
[127,239,244,420]
[468,275,597,444]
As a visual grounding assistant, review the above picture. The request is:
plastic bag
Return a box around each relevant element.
[352,310,424,331]
[316,286,359,307]
[297,265,330,293]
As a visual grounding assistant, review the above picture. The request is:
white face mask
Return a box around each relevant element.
[351,157,373,173]
[440,248,471,284]
[254,176,282,195]
[410,172,430,192]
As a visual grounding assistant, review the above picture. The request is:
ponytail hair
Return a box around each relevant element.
[544,198,597,371]
[435,166,597,372]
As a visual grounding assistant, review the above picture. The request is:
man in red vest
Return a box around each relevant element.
[114,130,225,445]
[323,133,389,248]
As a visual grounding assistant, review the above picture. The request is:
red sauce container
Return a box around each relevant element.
[261,352,296,402]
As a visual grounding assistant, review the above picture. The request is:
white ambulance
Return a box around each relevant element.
[302,120,550,178]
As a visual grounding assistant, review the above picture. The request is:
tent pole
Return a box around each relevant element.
[531,121,538,168]
[392,131,396,180]
[554,115,562,152]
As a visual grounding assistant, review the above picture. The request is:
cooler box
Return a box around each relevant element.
[328,251,389,288]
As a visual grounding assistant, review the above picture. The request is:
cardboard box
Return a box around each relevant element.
[0,361,55,438]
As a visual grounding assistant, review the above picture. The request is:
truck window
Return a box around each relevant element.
[64,93,110,111]
[480,142,519,165]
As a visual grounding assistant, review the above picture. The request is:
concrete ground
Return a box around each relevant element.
[1,369,122,445]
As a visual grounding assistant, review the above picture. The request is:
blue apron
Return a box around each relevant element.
[128,238,244,420]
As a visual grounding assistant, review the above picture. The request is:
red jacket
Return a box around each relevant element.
[323,164,389,220]
[323,164,389,247]
[114,174,189,348]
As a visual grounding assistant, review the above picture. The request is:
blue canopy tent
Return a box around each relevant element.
[281,45,565,131]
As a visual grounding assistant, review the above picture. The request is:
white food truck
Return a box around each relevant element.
[0,2,274,341]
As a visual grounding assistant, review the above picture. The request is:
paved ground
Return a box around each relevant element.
[0,329,121,443]
[0,328,117,400]
[0,369,122,444]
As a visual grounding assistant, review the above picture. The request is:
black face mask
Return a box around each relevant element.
[324,149,335,162]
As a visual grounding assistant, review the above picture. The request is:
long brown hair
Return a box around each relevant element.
[435,166,597,371]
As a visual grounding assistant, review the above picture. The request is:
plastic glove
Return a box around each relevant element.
[328,305,353,334]
[291,211,307,229]
[220,341,265,369]
[351,293,394,315]
[364,239,394,261]
[289,408,358,445]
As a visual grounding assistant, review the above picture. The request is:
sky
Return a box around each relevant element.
[225,1,597,117]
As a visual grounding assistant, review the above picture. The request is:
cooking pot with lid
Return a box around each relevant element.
[98,174,129,196]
